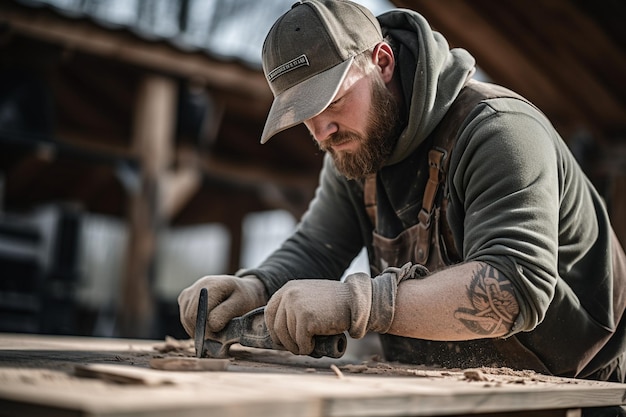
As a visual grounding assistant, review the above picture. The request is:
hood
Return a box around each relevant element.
[378,10,476,165]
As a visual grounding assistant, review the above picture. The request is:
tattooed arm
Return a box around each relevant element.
[387,261,519,340]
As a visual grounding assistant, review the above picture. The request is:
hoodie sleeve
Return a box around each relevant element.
[448,97,564,334]
[237,154,368,296]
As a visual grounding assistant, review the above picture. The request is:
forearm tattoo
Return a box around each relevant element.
[454,264,519,336]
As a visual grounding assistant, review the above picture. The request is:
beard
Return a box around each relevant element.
[318,75,402,180]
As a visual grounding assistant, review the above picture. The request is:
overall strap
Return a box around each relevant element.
[364,173,377,226]
[364,80,529,264]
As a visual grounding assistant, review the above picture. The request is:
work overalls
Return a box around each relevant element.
[363,80,626,379]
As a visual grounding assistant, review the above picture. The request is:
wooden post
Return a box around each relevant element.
[117,75,176,338]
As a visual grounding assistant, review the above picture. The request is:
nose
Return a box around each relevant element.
[305,113,338,144]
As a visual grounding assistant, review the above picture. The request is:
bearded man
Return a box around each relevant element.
[178,2,626,411]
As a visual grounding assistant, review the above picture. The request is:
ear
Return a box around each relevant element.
[372,42,395,84]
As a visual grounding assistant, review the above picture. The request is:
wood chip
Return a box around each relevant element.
[330,364,345,379]
[463,369,490,382]
[340,364,369,373]
[152,336,194,355]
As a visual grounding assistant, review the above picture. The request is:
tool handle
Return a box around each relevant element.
[227,306,348,359]
[310,333,348,359]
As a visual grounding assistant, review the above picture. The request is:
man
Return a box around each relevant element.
[179,0,626,388]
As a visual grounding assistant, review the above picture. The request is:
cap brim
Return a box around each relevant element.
[260,57,354,144]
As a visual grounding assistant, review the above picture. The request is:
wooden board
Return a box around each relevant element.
[0,333,624,417]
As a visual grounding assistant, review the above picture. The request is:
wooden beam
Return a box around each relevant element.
[388,1,584,138]
[391,0,626,139]
[476,1,625,132]
[0,3,271,101]
[394,1,563,100]
[161,165,202,221]
[199,152,319,192]
[4,153,53,194]
[117,75,177,338]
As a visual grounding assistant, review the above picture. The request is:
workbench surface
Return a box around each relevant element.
[0,333,624,417]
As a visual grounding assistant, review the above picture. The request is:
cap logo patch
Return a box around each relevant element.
[267,54,309,82]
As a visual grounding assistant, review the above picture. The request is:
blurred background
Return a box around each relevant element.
[0,0,624,340]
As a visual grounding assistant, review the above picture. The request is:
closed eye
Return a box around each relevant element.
[328,96,343,108]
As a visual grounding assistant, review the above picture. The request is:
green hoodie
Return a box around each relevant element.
[240,9,626,380]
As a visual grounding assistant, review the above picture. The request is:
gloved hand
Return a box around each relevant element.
[265,263,427,355]
[177,275,268,338]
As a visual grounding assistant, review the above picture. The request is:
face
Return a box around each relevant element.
[304,65,402,180]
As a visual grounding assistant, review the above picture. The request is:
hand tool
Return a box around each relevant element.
[194,287,209,358]
[194,287,347,359]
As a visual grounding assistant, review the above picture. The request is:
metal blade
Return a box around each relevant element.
[194,287,208,358]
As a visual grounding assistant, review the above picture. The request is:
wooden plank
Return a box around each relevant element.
[0,366,619,417]
[74,363,175,385]
[149,357,230,372]
[454,412,580,417]
[0,334,624,417]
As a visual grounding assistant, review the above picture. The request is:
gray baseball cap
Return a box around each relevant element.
[260,0,383,144]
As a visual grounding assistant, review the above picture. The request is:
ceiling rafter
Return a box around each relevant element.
[392,0,626,141]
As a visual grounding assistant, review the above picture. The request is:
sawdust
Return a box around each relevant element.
[0,334,578,388]
[0,367,131,392]
[147,337,581,387]
[0,368,75,385]
[146,337,591,389]
[0,335,594,391]
[336,357,582,387]
[339,361,448,377]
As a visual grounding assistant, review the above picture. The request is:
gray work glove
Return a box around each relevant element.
[265,262,427,355]
[177,275,268,338]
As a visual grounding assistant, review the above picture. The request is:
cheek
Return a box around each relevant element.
[344,96,373,134]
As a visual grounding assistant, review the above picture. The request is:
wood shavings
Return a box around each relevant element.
[339,361,445,377]
[330,364,345,379]
[463,369,490,382]
[152,336,194,356]
[339,364,369,373]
